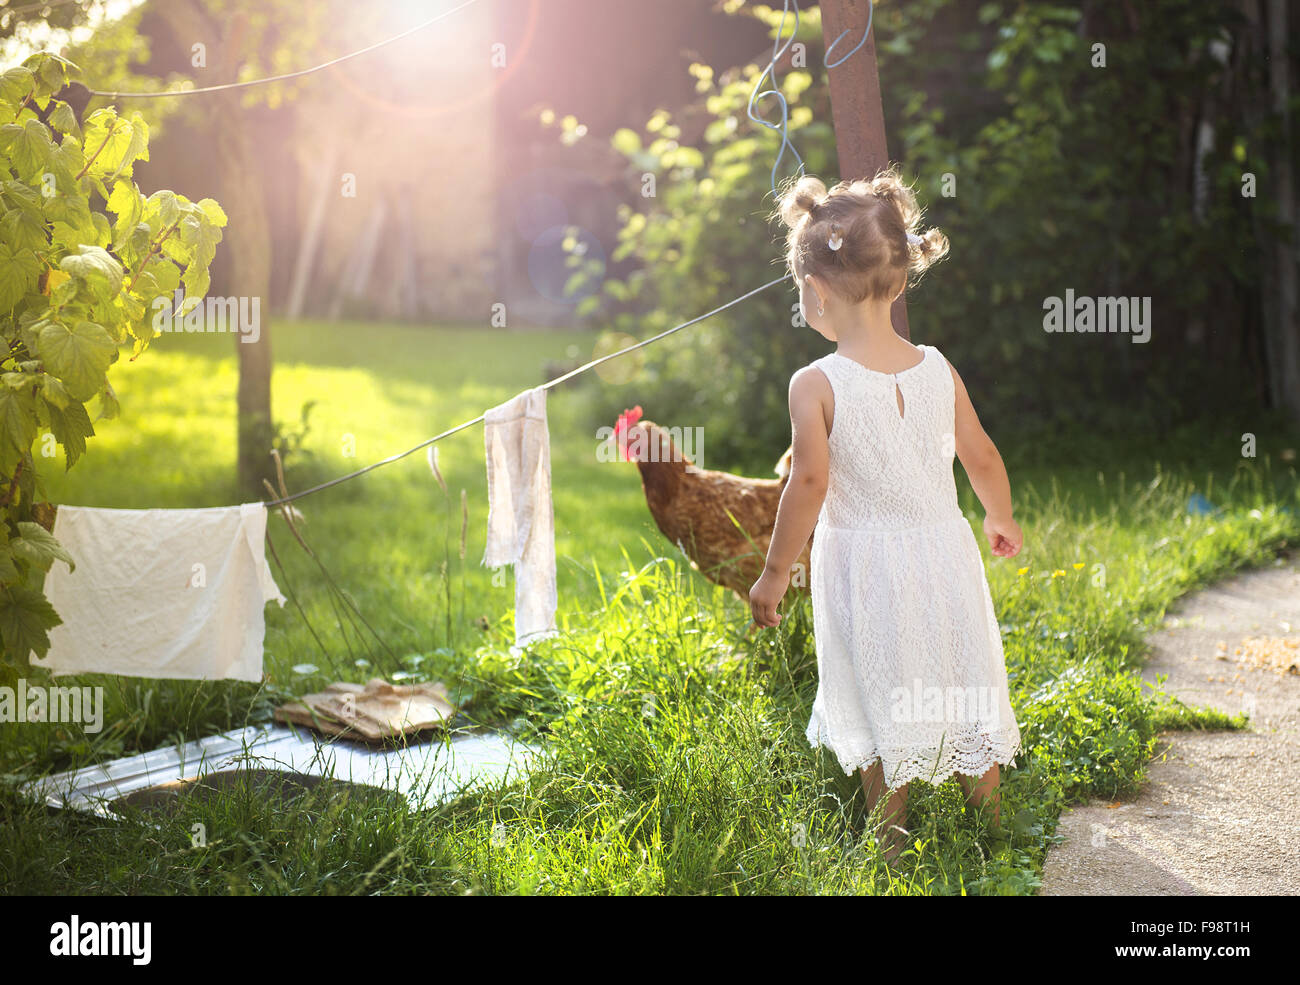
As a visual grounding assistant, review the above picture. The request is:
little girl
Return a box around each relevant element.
[749,168,1023,863]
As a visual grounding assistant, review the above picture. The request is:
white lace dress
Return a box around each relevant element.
[805,344,1021,788]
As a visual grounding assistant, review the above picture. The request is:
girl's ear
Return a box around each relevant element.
[892,271,907,301]
[805,272,825,299]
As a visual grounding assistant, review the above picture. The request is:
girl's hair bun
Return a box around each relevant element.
[776,175,829,228]
[772,164,951,303]
[908,226,950,272]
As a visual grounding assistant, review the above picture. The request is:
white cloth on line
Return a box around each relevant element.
[482,386,558,651]
[33,503,286,682]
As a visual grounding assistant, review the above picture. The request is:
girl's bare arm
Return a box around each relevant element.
[763,366,831,575]
[949,362,1022,557]
[750,368,830,626]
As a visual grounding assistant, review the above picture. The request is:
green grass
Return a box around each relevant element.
[1,318,1298,895]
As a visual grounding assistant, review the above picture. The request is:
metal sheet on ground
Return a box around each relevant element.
[23,725,540,817]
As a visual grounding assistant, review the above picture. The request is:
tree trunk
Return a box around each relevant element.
[222,109,275,496]
[152,2,275,496]
[214,11,274,495]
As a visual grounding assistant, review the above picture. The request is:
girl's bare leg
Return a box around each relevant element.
[957,763,1002,830]
[859,760,909,863]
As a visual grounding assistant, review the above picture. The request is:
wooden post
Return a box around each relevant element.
[820,0,910,340]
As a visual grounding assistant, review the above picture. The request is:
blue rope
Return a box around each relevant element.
[747,0,807,202]
[824,0,875,69]
[746,0,876,201]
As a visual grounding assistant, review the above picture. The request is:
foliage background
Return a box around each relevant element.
[572,0,1296,475]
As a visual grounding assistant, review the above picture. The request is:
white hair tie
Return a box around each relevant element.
[906,232,923,247]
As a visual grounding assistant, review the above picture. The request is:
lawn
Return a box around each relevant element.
[1,319,1297,895]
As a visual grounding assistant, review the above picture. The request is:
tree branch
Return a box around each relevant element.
[74,119,120,181]
[125,220,179,292]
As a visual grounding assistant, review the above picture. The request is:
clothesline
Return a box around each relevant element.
[81,0,483,99]
[262,273,790,508]
[69,0,873,108]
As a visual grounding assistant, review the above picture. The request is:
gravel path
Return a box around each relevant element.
[1039,551,1300,895]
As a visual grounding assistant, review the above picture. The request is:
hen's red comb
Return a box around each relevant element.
[614,405,643,436]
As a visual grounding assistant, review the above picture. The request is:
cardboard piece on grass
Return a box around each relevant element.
[273,678,455,741]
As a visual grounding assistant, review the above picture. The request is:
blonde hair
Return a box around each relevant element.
[772,166,949,303]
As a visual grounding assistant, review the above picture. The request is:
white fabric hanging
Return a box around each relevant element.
[33,503,286,682]
[482,386,558,651]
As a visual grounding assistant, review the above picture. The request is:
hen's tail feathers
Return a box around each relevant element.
[774,446,794,479]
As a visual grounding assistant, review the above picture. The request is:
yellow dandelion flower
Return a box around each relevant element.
[1072,562,1085,570]
[1052,569,1065,578]
[1017,567,1029,576]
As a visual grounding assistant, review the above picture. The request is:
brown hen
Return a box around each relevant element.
[611,407,812,599]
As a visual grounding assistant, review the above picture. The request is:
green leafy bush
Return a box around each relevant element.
[0,53,224,667]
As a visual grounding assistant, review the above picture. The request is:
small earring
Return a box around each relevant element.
[816,300,825,316]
